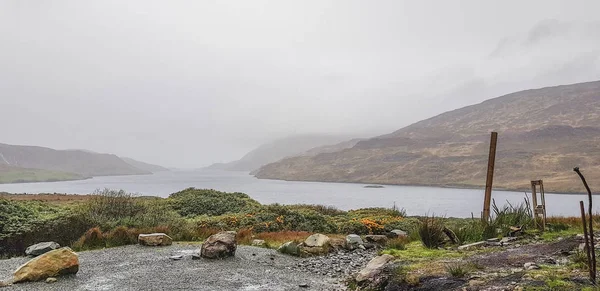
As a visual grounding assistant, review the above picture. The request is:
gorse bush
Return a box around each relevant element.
[169,188,261,216]
[418,215,446,249]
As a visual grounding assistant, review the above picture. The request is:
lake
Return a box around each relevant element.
[0,169,593,218]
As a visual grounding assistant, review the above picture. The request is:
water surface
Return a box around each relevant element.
[0,170,592,218]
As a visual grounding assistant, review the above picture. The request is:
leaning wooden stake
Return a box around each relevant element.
[482,132,498,221]
[581,200,594,282]
[575,167,596,282]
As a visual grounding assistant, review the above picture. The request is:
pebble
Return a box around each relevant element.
[46,277,57,283]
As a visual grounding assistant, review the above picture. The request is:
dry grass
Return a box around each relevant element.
[0,193,96,206]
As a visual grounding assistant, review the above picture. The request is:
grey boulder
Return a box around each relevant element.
[25,242,60,257]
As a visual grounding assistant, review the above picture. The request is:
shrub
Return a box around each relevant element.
[169,188,261,217]
[104,226,137,247]
[418,215,446,249]
[485,198,533,238]
[445,262,473,278]
[73,227,105,250]
[80,189,145,228]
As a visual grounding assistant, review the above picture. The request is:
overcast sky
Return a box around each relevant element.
[1,0,599,168]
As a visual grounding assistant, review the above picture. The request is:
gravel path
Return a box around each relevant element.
[0,244,348,291]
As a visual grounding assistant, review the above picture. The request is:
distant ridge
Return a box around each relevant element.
[207,134,359,172]
[0,143,152,183]
[121,157,169,173]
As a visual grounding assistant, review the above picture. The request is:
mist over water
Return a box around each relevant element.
[0,170,591,218]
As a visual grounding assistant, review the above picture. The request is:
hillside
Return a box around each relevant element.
[121,157,169,173]
[255,80,600,193]
[0,143,151,178]
[0,164,85,184]
[208,134,357,172]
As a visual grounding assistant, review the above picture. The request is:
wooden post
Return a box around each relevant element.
[482,132,498,221]
[531,181,538,227]
[580,201,594,282]
[574,167,596,281]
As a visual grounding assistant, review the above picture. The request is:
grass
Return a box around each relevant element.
[0,165,84,184]
[381,241,464,262]
[418,215,446,249]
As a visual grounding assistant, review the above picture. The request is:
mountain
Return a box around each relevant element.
[121,157,169,173]
[255,80,600,193]
[0,143,151,178]
[208,134,358,172]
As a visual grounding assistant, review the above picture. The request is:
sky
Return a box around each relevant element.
[1,0,600,168]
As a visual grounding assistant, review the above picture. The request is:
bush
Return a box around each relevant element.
[104,226,137,247]
[169,188,261,217]
[418,215,446,249]
[73,227,105,250]
[485,198,533,238]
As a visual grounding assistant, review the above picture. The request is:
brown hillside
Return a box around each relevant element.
[255,81,600,193]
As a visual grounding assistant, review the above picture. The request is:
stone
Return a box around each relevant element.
[278,241,301,256]
[524,262,540,270]
[13,247,79,283]
[346,234,364,249]
[458,241,486,250]
[355,254,394,282]
[486,238,501,243]
[200,231,237,259]
[365,235,388,245]
[304,234,330,247]
[25,242,60,257]
[46,277,57,283]
[252,239,266,246]
[329,238,346,250]
[169,255,183,260]
[390,230,408,238]
[138,233,173,246]
[469,280,485,287]
[299,283,309,288]
[191,254,201,260]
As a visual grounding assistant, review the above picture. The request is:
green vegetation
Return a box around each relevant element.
[0,165,84,184]
[418,215,447,249]
[0,188,412,256]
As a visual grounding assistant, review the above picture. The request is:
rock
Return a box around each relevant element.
[329,238,346,250]
[252,239,266,246]
[524,262,540,270]
[365,235,388,245]
[13,247,79,283]
[169,255,183,260]
[191,254,201,260]
[200,231,237,259]
[299,283,309,288]
[0,280,11,287]
[278,241,301,256]
[486,238,501,243]
[363,243,375,249]
[390,230,408,238]
[355,254,394,282]
[45,277,57,283]
[138,233,173,246]
[458,241,486,250]
[346,234,364,249]
[304,234,330,247]
[25,242,60,257]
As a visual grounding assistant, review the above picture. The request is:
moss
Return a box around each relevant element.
[381,241,465,262]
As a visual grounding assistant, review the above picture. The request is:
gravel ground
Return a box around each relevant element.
[0,243,349,291]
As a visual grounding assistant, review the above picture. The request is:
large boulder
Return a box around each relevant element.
[25,242,60,257]
[201,231,237,259]
[138,233,173,246]
[304,234,330,247]
[355,254,394,283]
[278,241,301,256]
[346,234,364,250]
[13,247,79,283]
[365,235,388,245]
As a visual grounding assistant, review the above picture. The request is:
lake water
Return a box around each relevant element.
[0,169,593,218]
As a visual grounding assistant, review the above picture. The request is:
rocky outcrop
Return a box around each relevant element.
[304,234,330,247]
[278,241,301,256]
[200,231,237,259]
[355,254,394,283]
[25,242,60,257]
[389,230,408,238]
[13,247,79,283]
[138,233,173,246]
